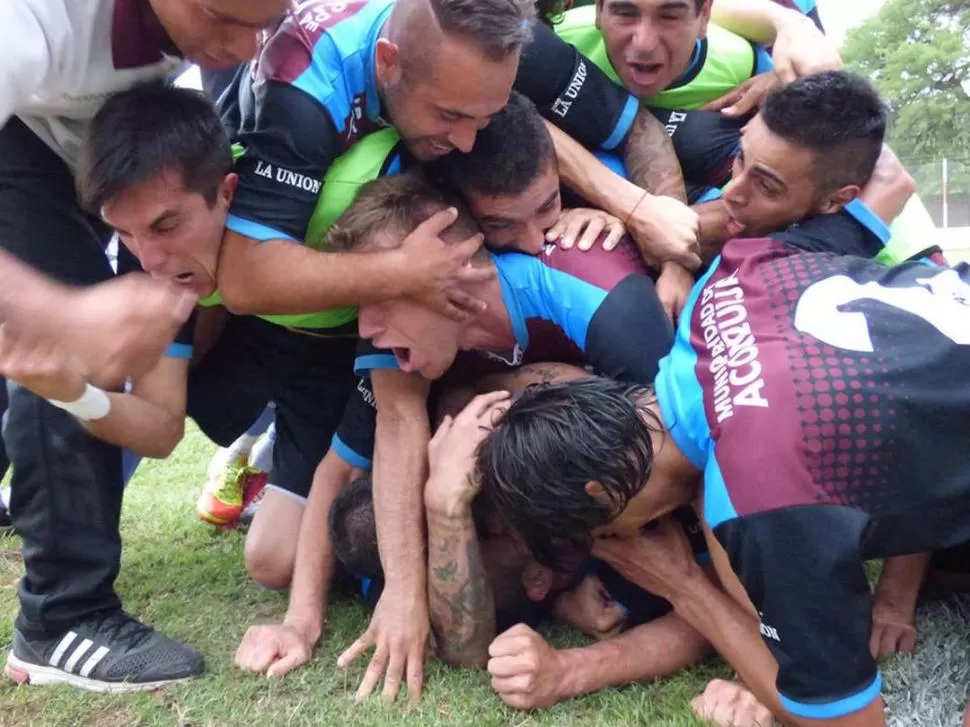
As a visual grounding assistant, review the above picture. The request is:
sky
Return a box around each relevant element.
[816,0,886,46]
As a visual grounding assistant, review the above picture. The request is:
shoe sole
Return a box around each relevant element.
[5,652,194,693]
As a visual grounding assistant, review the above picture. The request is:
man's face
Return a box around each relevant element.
[597,0,712,99]
[465,162,562,254]
[722,114,823,237]
[150,0,288,69]
[358,295,462,380]
[101,169,235,298]
[378,36,518,161]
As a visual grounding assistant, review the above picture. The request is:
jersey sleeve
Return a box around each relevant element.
[515,20,639,151]
[331,377,376,469]
[354,338,400,376]
[713,506,880,719]
[163,310,197,360]
[229,80,340,242]
[771,206,888,258]
[585,275,674,384]
[0,0,55,125]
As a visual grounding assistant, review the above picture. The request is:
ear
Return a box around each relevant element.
[817,184,861,215]
[696,0,714,39]
[522,562,553,602]
[585,480,608,503]
[374,38,403,88]
[220,173,239,206]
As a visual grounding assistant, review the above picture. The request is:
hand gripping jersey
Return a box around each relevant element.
[228,0,641,246]
[342,241,672,466]
[655,211,970,718]
[3,0,186,168]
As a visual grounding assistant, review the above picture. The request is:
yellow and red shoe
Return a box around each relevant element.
[197,455,261,527]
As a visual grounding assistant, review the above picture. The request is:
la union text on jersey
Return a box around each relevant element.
[698,268,769,423]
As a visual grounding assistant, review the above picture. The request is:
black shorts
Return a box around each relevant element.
[187,316,357,500]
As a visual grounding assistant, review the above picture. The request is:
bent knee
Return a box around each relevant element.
[244,539,295,590]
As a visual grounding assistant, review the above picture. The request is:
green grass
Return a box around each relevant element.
[0,423,720,727]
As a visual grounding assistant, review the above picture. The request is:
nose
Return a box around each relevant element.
[722,178,746,208]
[357,306,384,340]
[447,120,479,154]
[523,221,546,255]
[134,239,170,274]
[630,21,660,57]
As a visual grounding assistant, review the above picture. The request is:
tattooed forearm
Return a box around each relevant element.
[622,110,687,202]
[427,514,495,668]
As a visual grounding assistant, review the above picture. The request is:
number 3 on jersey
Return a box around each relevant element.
[794,268,970,352]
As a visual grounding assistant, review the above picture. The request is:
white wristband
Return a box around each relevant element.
[48,383,111,421]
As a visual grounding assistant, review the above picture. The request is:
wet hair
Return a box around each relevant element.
[329,474,382,580]
[430,91,556,199]
[476,378,662,569]
[326,173,480,252]
[77,82,232,213]
[760,70,887,193]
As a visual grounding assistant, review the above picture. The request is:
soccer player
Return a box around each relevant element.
[0,0,293,691]
[472,76,959,726]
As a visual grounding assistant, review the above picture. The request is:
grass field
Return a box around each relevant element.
[1,425,968,726]
[0,424,725,727]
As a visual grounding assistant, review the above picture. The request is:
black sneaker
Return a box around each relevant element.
[4,611,204,692]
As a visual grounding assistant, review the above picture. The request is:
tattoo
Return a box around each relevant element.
[622,110,687,202]
[427,518,495,668]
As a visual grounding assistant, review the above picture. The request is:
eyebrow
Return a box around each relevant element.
[149,210,180,230]
[537,190,560,210]
[437,105,474,121]
[738,141,787,191]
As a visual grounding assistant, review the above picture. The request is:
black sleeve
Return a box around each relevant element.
[585,275,674,385]
[771,208,887,259]
[332,377,377,469]
[514,21,638,150]
[649,107,748,188]
[715,507,881,718]
[229,81,340,242]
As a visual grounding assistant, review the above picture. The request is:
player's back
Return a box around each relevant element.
[664,229,970,557]
[485,239,673,384]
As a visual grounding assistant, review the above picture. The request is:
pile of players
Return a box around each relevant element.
[2,1,968,726]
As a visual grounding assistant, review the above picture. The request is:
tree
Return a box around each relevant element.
[842,0,970,195]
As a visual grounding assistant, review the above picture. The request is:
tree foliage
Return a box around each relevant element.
[842,0,970,194]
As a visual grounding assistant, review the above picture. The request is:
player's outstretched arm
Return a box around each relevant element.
[236,450,360,678]
[0,324,189,458]
[216,213,490,322]
[869,553,927,661]
[490,611,710,711]
[338,369,432,705]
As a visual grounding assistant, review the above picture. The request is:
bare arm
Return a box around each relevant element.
[547,122,701,269]
[216,209,489,318]
[426,509,495,668]
[557,612,710,699]
[285,451,359,644]
[710,0,805,45]
[371,368,431,593]
[85,357,188,458]
[621,109,687,202]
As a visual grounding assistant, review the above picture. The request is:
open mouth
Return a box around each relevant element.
[173,272,195,286]
[392,347,413,371]
[628,61,664,84]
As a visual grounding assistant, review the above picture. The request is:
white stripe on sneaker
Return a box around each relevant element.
[79,645,110,678]
[63,638,93,673]
[49,631,78,668]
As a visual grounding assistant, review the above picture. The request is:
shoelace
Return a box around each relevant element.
[87,611,155,651]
